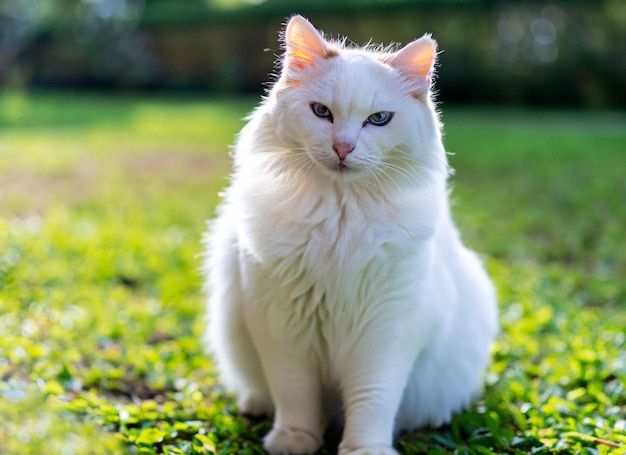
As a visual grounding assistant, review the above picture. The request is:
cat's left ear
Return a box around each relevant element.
[385,34,437,89]
[283,15,332,71]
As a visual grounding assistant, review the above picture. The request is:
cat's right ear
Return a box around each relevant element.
[283,15,331,72]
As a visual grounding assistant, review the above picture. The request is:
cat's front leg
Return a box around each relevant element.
[337,328,420,455]
[338,380,404,455]
[261,359,325,455]
[246,324,325,455]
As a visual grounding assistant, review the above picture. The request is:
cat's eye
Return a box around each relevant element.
[310,102,333,122]
[366,111,394,127]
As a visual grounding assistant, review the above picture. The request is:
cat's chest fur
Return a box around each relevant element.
[245,175,427,261]
[233,165,440,311]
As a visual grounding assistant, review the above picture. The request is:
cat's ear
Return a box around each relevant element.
[283,15,332,71]
[385,34,437,88]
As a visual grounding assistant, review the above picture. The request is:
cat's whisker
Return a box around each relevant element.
[360,158,400,193]
[355,153,429,194]
[378,160,431,190]
[282,154,309,165]
[390,147,450,177]
[364,167,387,193]
[387,159,430,177]
[388,147,424,160]
[370,164,406,198]
[379,162,420,183]
[388,147,434,168]
[279,149,313,164]
[363,168,389,212]
[261,146,310,158]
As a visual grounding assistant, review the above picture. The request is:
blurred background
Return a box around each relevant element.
[1,0,625,108]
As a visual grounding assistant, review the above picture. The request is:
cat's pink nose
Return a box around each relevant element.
[333,142,355,161]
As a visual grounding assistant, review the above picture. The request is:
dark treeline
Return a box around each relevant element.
[1,0,624,107]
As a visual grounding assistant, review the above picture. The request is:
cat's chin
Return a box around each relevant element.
[316,162,365,182]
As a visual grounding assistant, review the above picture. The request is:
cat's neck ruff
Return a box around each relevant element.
[231,123,447,279]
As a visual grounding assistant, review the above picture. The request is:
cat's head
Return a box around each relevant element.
[268,15,448,187]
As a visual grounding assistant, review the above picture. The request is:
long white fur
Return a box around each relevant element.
[204,15,498,455]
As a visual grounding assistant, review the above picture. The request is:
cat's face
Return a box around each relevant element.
[269,16,445,186]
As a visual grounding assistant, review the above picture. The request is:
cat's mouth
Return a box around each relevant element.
[309,152,359,178]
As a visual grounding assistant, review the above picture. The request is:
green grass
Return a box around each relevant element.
[0,91,625,454]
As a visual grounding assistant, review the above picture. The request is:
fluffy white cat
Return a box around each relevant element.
[204,15,498,455]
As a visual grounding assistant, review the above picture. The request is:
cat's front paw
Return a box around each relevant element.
[339,446,399,455]
[263,425,322,455]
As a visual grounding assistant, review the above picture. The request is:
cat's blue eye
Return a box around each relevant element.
[366,111,394,127]
[310,103,333,122]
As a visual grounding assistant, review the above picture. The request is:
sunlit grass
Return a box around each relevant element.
[0,92,625,454]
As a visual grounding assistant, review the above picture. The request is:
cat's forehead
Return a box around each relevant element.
[338,49,386,72]
[318,49,399,114]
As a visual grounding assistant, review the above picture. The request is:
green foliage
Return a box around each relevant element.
[0,92,625,454]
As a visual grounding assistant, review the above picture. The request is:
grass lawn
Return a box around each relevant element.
[0,91,624,454]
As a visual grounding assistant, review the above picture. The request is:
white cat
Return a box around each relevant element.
[204,15,498,455]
